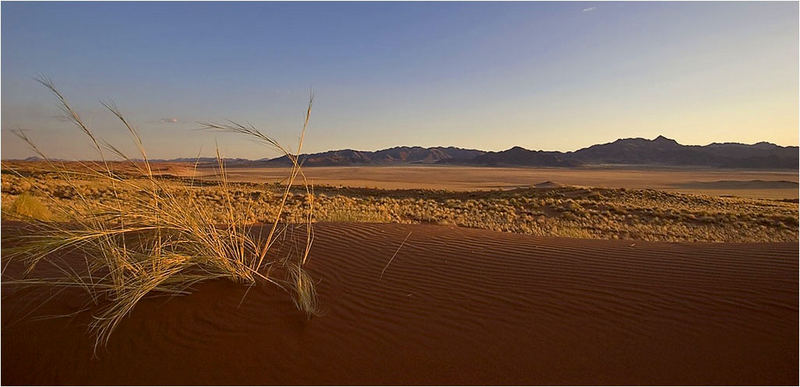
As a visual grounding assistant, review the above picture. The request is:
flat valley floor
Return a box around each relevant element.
[209,165,799,199]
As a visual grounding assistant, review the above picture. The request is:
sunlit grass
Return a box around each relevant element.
[6,192,52,221]
[6,171,796,243]
[1,78,317,353]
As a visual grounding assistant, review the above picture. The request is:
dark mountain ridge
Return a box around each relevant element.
[273,136,797,169]
[568,135,797,169]
[458,146,579,167]
[9,136,797,169]
[262,146,486,167]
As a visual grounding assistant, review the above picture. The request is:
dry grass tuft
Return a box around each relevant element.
[5,192,52,221]
[1,78,317,353]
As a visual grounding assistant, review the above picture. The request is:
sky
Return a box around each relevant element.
[2,1,798,160]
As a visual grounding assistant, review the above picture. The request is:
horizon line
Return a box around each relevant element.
[3,135,797,162]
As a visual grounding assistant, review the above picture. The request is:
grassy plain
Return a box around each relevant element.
[3,162,797,243]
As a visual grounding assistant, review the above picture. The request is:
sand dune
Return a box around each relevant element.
[2,223,797,385]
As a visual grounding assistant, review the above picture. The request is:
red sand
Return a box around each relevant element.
[2,223,797,385]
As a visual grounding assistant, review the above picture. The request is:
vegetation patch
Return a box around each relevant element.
[1,80,317,352]
[4,170,797,243]
[5,192,52,221]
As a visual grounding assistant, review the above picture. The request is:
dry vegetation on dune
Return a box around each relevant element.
[1,80,317,351]
[4,168,797,243]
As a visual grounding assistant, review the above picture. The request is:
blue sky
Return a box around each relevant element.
[2,2,797,159]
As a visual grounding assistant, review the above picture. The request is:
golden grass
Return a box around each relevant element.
[5,172,797,243]
[1,79,317,353]
[6,192,52,221]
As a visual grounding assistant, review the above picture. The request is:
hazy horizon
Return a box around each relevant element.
[3,133,798,162]
[2,2,798,160]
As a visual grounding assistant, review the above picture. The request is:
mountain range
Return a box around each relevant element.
[258,135,798,169]
[15,135,798,169]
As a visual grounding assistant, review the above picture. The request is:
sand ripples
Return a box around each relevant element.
[3,222,797,385]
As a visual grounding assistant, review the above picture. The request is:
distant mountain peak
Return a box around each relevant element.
[651,135,679,146]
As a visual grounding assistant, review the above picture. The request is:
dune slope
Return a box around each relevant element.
[2,223,797,385]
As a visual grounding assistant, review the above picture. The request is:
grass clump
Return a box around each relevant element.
[6,192,52,221]
[1,78,317,352]
[317,206,393,223]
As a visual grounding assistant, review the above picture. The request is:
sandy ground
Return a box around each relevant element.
[205,165,799,199]
[3,222,796,385]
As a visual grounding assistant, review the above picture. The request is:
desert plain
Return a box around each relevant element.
[213,165,800,199]
[1,160,797,385]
